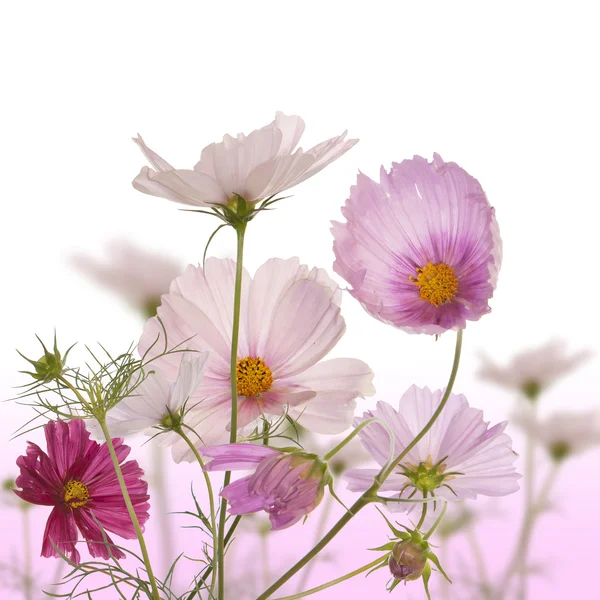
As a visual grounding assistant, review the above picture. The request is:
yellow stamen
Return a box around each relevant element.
[64,480,89,509]
[236,357,273,398]
[410,262,458,307]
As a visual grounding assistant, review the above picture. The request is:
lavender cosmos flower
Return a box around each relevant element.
[14,419,149,563]
[132,112,357,208]
[203,444,330,530]
[345,386,520,518]
[332,154,502,334]
[479,340,592,401]
[139,257,374,461]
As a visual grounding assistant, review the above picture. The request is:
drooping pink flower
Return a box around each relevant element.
[332,154,502,335]
[203,444,329,530]
[138,257,375,461]
[132,112,358,208]
[14,419,149,563]
[345,386,520,519]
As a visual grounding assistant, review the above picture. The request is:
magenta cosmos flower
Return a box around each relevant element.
[132,112,357,208]
[14,419,149,563]
[139,257,375,461]
[345,386,520,518]
[332,154,502,334]
[203,444,329,530]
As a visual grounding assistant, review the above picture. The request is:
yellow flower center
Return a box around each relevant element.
[410,262,458,307]
[236,357,273,398]
[64,480,90,509]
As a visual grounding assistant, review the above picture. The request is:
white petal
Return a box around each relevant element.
[133,135,174,172]
[170,351,210,411]
[290,391,357,434]
[274,112,305,155]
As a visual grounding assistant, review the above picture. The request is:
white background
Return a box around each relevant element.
[1,1,598,598]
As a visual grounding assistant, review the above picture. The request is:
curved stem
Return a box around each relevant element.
[274,556,386,600]
[323,417,395,463]
[98,419,159,600]
[217,222,247,599]
[150,443,174,579]
[255,329,463,600]
[175,426,218,594]
[423,499,448,540]
[416,492,429,530]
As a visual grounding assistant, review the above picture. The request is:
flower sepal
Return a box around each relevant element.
[18,333,73,384]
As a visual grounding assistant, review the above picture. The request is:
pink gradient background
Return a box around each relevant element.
[2,1,599,598]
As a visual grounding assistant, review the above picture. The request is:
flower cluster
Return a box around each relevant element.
[16,112,582,600]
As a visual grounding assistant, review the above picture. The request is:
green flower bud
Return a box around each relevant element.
[18,334,71,383]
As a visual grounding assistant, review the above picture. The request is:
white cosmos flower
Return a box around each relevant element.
[345,386,520,523]
[104,352,210,444]
[132,112,358,208]
[478,340,592,399]
[71,240,183,317]
[512,408,600,461]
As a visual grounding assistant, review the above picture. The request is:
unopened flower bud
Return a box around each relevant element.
[389,539,429,581]
[18,334,70,384]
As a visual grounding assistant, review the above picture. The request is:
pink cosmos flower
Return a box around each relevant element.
[138,257,375,461]
[14,419,149,563]
[203,444,329,530]
[70,240,183,318]
[332,154,502,335]
[132,112,358,208]
[345,386,520,519]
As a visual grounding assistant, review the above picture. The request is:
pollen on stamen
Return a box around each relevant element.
[64,480,90,509]
[236,357,273,398]
[410,262,459,307]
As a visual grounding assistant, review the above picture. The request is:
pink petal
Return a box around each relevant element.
[41,505,80,563]
[264,279,345,378]
[73,509,125,560]
[202,443,279,472]
[289,391,358,434]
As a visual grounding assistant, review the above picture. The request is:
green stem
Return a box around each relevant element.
[416,492,429,530]
[185,515,242,600]
[217,222,247,599]
[294,493,334,593]
[98,419,159,600]
[255,330,463,600]
[273,556,386,600]
[176,426,218,595]
[423,499,447,540]
[323,417,395,463]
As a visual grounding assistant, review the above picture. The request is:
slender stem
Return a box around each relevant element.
[98,419,159,600]
[176,426,218,595]
[150,443,174,579]
[466,527,491,598]
[217,222,247,599]
[499,463,559,600]
[255,330,463,600]
[416,492,429,530]
[515,403,537,600]
[295,493,335,593]
[423,500,448,541]
[185,515,243,600]
[22,506,32,600]
[273,556,386,600]
[323,417,395,463]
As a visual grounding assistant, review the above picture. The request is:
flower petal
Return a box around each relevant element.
[203,443,280,472]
